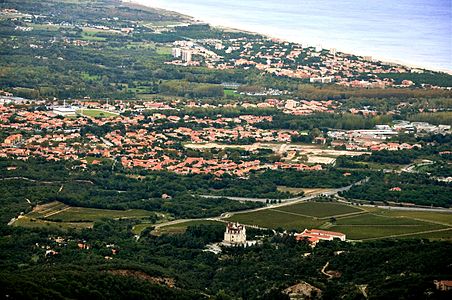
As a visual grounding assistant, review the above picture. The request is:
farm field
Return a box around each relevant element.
[275,201,364,218]
[12,217,93,230]
[224,89,239,97]
[372,209,452,225]
[13,201,155,229]
[226,201,452,241]
[228,209,324,230]
[332,224,446,240]
[45,207,154,222]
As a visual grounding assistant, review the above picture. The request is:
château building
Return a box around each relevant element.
[223,222,246,245]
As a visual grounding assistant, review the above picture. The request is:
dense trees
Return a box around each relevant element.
[341,172,452,207]
[1,219,451,299]
[159,80,224,98]
[0,158,266,220]
[257,112,393,131]
[376,72,452,87]
[408,112,452,125]
[296,83,452,100]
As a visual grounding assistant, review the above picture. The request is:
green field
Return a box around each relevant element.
[45,207,153,222]
[275,201,364,218]
[374,209,452,225]
[332,224,446,240]
[14,200,452,240]
[224,89,238,97]
[14,201,155,230]
[156,46,172,55]
[335,213,423,225]
[81,72,100,81]
[13,217,93,230]
[226,201,452,241]
[152,220,222,235]
[229,209,324,230]
[77,109,118,118]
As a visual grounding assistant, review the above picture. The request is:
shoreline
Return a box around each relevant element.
[128,0,451,74]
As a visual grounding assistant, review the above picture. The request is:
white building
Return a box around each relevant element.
[172,47,181,58]
[53,106,76,116]
[181,49,192,62]
[310,76,334,84]
[223,222,246,245]
[285,99,298,109]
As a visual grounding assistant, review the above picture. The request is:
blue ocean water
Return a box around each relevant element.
[137,0,452,71]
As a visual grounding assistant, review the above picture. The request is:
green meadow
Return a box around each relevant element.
[226,201,452,241]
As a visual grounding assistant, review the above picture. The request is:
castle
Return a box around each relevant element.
[223,222,246,245]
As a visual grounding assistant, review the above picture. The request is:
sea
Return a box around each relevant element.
[134,0,452,72]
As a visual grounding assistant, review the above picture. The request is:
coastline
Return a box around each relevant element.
[128,0,451,73]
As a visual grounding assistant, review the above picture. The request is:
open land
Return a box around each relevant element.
[12,201,156,230]
[76,109,119,118]
[225,201,452,241]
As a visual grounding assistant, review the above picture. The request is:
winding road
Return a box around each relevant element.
[152,178,370,233]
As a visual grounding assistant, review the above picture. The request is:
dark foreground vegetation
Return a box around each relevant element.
[1,220,451,299]
[0,158,451,299]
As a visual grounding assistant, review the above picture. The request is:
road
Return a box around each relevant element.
[198,177,369,204]
[401,160,433,173]
[151,178,370,234]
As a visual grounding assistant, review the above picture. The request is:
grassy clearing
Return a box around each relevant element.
[155,46,171,55]
[132,223,155,235]
[224,89,238,97]
[79,27,122,41]
[81,33,106,41]
[82,156,112,164]
[153,220,222,235]
[276,202,363,218]
[354,161,404,170]
[77,109,118,118]
[81,72,100,81]
[46,207,154,222]
[13,216,93,230]
[15,201,155,230]
[30,23,62,31]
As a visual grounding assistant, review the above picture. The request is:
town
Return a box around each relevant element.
[0,1,451,299]
[2,94,448,177]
